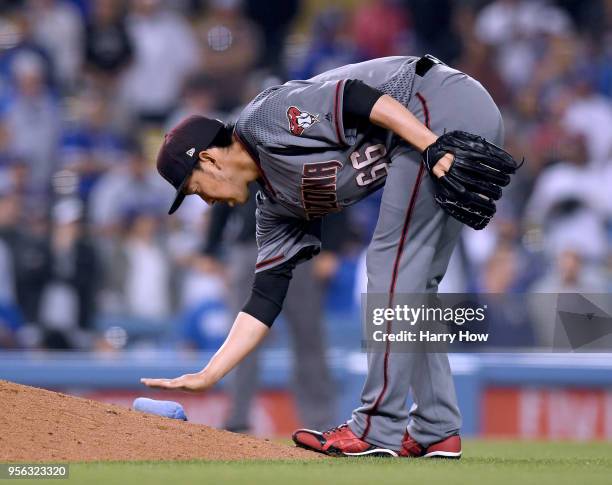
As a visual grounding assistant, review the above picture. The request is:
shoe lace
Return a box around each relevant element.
[322,424,348,437]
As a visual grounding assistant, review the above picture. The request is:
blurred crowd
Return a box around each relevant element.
[0,0,610,351]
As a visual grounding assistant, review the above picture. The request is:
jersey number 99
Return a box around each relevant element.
[350,144,389,186]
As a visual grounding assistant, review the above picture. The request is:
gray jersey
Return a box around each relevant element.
[235,56,421,271]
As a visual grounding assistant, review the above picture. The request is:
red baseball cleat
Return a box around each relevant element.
[400,431,462,459]
[292,424,398,457]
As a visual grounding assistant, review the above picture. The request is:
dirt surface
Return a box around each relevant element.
[0,380,322,462]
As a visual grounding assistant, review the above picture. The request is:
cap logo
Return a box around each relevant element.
[186,147,196,157]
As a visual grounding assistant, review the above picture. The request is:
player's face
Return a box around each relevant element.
[183,156,249,207]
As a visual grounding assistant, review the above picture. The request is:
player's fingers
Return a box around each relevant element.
[432,153,454,178]
[140,378,182,389]
[433,165,446,178]
[139,378,166,388]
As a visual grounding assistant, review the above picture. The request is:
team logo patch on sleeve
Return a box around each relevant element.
[287,106,319,136]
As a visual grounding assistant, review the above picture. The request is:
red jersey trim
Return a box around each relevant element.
[334,80,348,145]
[255,254,285,270]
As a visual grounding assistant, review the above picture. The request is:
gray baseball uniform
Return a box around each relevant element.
[235,56,504,450]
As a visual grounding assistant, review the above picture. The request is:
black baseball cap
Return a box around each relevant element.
[156,115,224,214]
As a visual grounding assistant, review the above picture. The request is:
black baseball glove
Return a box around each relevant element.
[422,131,522,230]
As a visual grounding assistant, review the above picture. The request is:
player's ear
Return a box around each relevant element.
[200,149,224,170]
[198,150,216,165]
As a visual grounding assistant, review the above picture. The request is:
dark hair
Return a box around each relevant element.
[209,122,235,149]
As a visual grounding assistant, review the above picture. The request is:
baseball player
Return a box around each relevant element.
[142,55,520,458]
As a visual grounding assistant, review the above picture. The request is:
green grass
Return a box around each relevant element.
[16,440,612,485]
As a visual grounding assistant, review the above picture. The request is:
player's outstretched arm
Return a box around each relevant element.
[141,312,270,392]
[141,250,303,391]
[369,94,454,178]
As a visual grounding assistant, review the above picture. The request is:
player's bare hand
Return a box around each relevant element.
[432,153,454,178]
[140,372,213,393]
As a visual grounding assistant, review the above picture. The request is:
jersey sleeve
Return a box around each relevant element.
[254,191,322,273]
[236,79,350,152]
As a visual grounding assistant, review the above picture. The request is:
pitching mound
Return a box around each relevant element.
[0,380,322,462]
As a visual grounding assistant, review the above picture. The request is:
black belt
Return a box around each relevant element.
[415,54,444,77]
